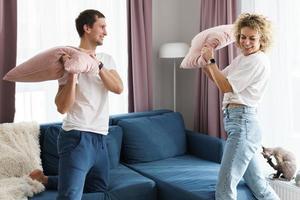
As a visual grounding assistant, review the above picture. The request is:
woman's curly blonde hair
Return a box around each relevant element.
[234,13,273,52]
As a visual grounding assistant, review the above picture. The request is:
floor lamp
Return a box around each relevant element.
[159,42,189,111]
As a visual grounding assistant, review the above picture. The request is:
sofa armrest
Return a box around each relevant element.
[186,130,225,163]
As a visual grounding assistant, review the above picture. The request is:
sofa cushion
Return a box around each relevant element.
[110,109,172,125]
[30,190,105,200]
[41,125,123,175]
[126,155,254,200]
[42,125,60,175]
[118,112,186,163]
[106,126,123,168]
[108,164,156,200]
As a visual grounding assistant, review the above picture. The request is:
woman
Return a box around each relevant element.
[201,13,279,200]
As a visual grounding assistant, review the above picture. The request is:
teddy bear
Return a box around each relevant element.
[262,146,297,181]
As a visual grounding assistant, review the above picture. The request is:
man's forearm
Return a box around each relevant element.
[55,75,77,114]
[99,69,123,94]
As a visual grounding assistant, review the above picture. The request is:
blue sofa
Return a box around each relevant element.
[30,109,254,200]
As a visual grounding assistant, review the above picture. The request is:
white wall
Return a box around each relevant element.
[152,0,200,129]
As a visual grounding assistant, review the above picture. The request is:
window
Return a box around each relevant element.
[241,0,300,166]
[15,0,128,123]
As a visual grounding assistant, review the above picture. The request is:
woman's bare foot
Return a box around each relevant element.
[29,169,48,186]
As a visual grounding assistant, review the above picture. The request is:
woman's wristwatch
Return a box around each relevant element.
[207,58,216,64]
[98,62,104,71]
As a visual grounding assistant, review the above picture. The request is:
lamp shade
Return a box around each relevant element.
[159,42,189,58]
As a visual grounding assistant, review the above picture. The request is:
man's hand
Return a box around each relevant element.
[89,54,104,71]
[67,73,78,82]
[60,54,71,64]
[88,54,123,94]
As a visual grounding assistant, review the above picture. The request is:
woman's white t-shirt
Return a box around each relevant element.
[222,51,270,109]
[58,53,116,135]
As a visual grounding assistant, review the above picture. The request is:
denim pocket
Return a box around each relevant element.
[245,119,261,144]
[224,116,247,135]
[58,130,82,155]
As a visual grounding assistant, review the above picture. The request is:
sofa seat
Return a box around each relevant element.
[108,164,156,200]
[125,155,254,200]
[30,164,156,200]
[29,191,104,200]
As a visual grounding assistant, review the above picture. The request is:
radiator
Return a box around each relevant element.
[267,178,300,200]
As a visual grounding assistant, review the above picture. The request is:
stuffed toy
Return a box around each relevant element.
[262,146,297,181]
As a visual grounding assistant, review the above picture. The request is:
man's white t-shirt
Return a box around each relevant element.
[222,51,270,109]
[58,52,116,135]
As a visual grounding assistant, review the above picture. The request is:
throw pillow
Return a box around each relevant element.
[180,24,235,69]
[106,126,123,168]
[3,46,98,82]
[118,112,187,164]
[41,125,60,176]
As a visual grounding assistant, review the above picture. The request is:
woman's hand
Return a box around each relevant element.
[201,46,214,62]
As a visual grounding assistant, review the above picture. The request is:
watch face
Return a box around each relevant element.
[98,62,104,70]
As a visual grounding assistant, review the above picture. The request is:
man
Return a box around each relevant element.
[30,9,123,200]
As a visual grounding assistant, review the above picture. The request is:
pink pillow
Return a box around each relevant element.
[3,46,98,82]
[180,24,235,69]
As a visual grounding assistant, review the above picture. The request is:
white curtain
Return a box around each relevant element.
[241,0,300,166]
[15,0,128,123]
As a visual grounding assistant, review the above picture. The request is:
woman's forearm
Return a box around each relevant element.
[202,66,214,82]
[206,64,233,93]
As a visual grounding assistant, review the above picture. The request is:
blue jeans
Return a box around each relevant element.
[56,129,109,200]
[215,106,279,200]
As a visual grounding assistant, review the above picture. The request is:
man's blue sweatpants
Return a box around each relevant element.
[56,129,109,200]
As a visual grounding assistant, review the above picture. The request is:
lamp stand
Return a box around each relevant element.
[159,43,189,112]
[173,59,176,112]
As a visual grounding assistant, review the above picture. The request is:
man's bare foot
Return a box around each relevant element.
[29,169,48,186]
